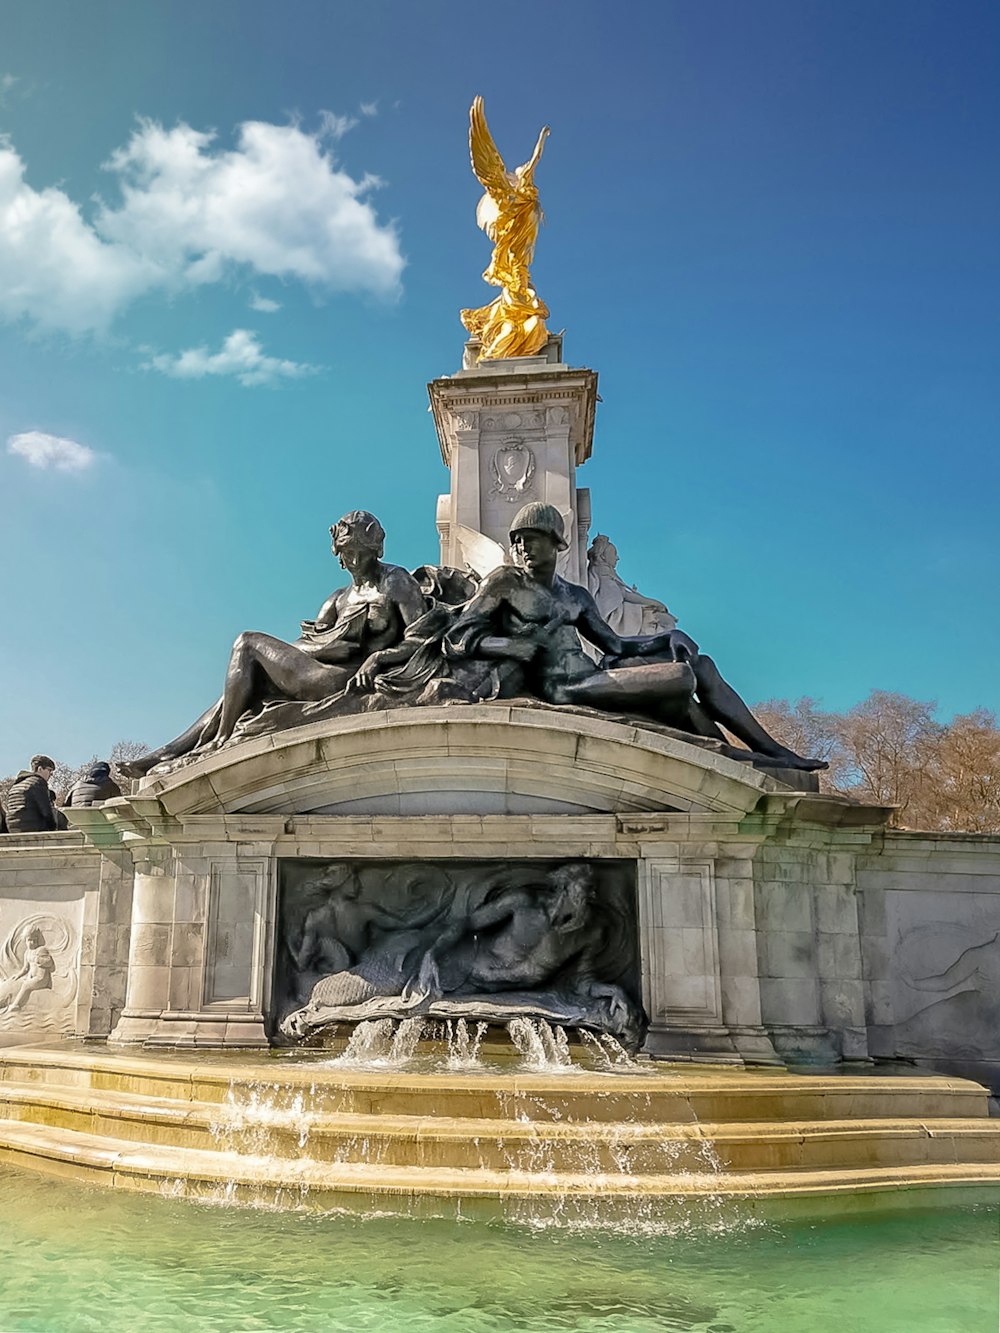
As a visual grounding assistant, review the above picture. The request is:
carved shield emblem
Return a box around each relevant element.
[492,439,535,502]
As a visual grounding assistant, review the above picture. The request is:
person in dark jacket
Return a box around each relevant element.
[62,761,122,808]
[3,756,58,833]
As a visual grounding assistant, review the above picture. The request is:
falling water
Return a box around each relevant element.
[444,1018,488,1069]
[578,1029,614,1070]
[328,1017,428,1068]
[209,1081,315,1155]
[388,1017,426,1062]
[165,1032,737,1236]
[506,1018,574,1070]
[331,1018,398,1066]
[599,1032,643,1069]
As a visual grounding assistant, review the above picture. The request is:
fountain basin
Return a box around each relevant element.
[2,1044,1000,1225]
[1,1162,997,1333]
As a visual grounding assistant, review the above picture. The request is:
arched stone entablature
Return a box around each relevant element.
[136,705,782,819]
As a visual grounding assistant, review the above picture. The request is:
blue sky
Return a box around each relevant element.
[1,0,997,774]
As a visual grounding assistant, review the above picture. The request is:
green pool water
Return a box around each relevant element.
[0,1168,996,1332]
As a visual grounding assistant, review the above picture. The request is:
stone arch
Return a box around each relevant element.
[139,706,780,818]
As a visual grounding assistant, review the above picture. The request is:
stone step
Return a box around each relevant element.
[2,1080,1000,1175]
[2,1116,1000,1219]
[0,1047,987,1124]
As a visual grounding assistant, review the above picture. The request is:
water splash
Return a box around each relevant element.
[328,1017,430,1068]
[578,1029,613,1070]
[209,1081,315,1156]
[163,1053,744,1237]
[600,1032,636,1065]
[331,1018,397,1066]
[444,1018,487,1069]
[506,1018,573,1070]
[389,1017,426,1063]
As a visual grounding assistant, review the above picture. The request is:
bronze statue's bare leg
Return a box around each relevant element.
[691,655,826,769]
[676,697,729,742]
[122,634,356,775]
[213,632,353,745]
[118,701,223,776]
[561,661,696,716]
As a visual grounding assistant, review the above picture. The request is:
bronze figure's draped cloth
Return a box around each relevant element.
[460,96,551,360]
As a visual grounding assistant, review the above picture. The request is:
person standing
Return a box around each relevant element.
[62,761,121,808]
[3,755,59,833]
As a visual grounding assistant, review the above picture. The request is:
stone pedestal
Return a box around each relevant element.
[10,712,991,1086]
[428,334,598,583]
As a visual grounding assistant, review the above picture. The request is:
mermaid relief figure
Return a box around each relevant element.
[0,928,55,1014]
[122,511,425,777]
[290,864,452,981]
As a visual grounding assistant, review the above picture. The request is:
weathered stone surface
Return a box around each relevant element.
[3,723,999,1085]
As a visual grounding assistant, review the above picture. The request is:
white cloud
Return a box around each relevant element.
[0,116,404,335]
[7,431,98,472]
[145,328,319,388]
[359,101,378,117]
[318,110,358,140]
[0,135,155,333]
[249,291,281,313]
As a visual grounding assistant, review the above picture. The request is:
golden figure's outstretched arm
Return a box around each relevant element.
[518,124,550,184]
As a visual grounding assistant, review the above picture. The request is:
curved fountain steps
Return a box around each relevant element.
[1,1045,1000,1221]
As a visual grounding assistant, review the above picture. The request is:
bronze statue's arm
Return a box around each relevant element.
[576,587,697,662]
[367,894,452,931]
[431,891,521,958]
[297,589,357,661]
[574,589,629,656]
[383,566,429,629]
[365,903,415,930]
[477,634,537,663]
[350,639,417,690]
[348,570,429,688]
[290,921,318,971]
[309,589,343,632]
[465,893,525,931]
[444,573,535,661]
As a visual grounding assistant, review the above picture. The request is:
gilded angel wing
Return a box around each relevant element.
[469,97,510,235]
[469,96,510,198]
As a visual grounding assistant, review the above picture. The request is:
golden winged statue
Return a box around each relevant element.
[460,96,551,360]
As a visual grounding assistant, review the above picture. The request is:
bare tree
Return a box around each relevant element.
[921,709,1000,833]
[835,691,942,818]
[751,692,1000,833]
[749,697,850,793]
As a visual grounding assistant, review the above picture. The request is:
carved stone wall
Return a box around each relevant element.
[6,729,998,1083]
[270,857,640,1042]
[858,831,1000,1090]
[0,831,130,1043]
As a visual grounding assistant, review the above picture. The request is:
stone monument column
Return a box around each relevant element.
[429,334,597,582]
[109,845,175,1045]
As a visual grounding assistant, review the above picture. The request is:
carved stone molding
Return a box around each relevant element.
[490,438,536,502]
[638,857,723,1027]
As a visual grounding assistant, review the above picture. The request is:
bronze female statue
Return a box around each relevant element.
[121,511,425,776]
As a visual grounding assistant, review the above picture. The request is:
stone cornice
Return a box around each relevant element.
[428,365,598,467]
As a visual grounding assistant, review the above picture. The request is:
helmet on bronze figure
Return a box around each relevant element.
[330,510,386,557]
[509,502,568,551]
